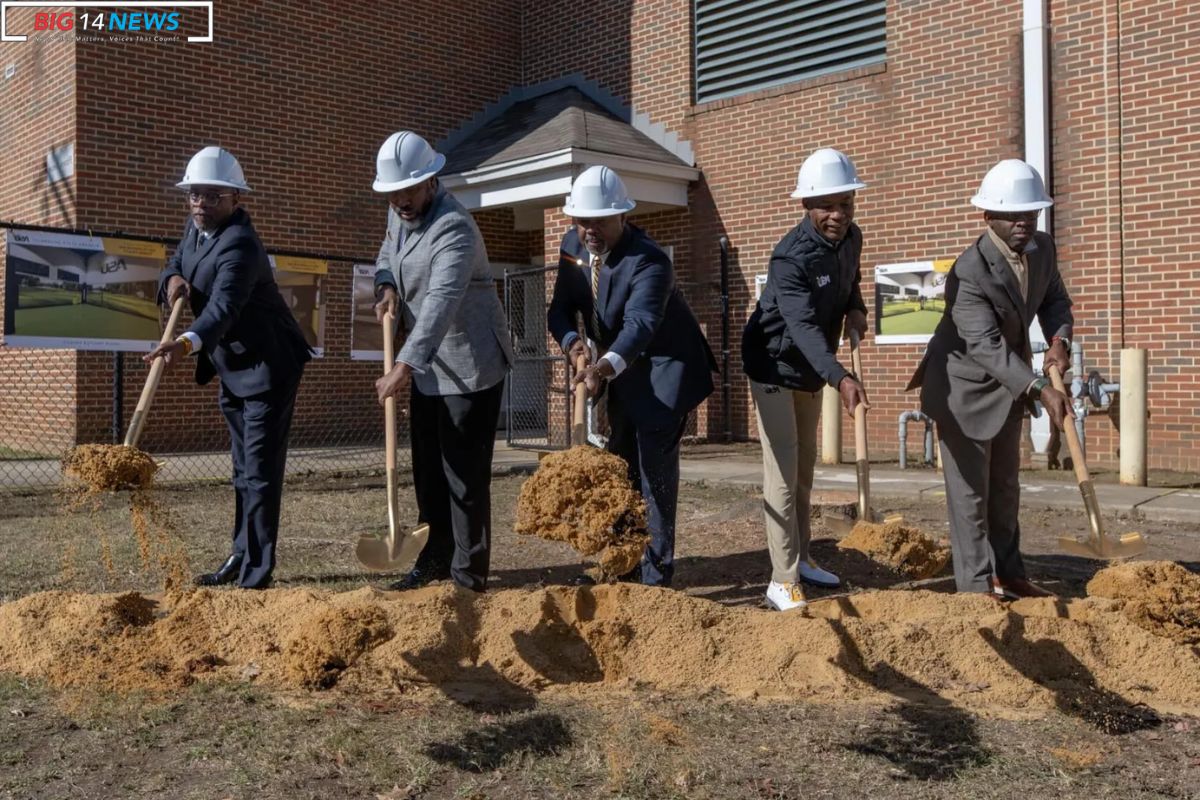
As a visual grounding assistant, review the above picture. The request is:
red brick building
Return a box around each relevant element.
[1,1,1197,469]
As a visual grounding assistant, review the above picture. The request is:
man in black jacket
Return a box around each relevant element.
[741,148,870,611]
[146,146,311,589]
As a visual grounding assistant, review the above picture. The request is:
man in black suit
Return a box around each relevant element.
[146,146,311,589]
[547,166,716,587]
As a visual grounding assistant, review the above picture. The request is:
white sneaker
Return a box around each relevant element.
[765,581,807,611]
[798,560,840,588]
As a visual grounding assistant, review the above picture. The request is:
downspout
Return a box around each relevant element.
[719,236,731,440]
[1024,0,1053,455]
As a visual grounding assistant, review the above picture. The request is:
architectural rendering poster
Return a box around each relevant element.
[874,259,954,344]
[3,228,165,351]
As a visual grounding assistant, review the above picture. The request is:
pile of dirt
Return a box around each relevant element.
[1086,560,1200,645]
[62,444,158,492]
[837,519,951,580]
[515,446,649,576]
[284,605,393,689]
[2,581,1199,718]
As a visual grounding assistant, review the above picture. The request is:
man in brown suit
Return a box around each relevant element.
[908,159,1075,599]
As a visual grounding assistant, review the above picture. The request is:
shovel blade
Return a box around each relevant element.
[826,508,899,538]
[356,524,430,572]
[1057,532,1147,560]
[827,513,855,537]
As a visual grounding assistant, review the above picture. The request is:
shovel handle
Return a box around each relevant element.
[1047,363,1108,545]
[848,329,870,519]
[849,328,864,381]
[124,296,187,448]
[382,312,400,536]
[572,352,588,446]
[1046,364,1089,484]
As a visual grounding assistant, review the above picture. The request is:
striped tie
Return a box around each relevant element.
[589,254,602,342]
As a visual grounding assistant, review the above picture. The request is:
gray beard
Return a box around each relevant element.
[400,215,424,232]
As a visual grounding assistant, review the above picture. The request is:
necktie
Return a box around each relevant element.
[589,254,602,342]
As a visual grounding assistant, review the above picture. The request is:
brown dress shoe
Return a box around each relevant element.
[991,576,1056,600]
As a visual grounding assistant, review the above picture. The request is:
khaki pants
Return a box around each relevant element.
[751,380,823,584]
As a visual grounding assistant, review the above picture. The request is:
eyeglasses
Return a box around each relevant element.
[990,210,1040,223]
[187,190,235,206]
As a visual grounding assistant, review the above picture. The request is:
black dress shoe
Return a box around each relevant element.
[387,562,450,591]
[194,553,243,587]
[241,578,273,591]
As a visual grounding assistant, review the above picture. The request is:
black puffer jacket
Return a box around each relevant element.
[741,217,866,392]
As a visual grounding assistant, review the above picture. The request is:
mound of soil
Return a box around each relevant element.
[1087,560,1200,645]
[62,445,157,492]
[515,446,649,576]
[837,520,951,580]
[2,582,1198,719]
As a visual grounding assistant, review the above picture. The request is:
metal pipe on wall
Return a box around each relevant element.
[898,410,934,469]
[718,236,732,441]
[1024,0,1054,458]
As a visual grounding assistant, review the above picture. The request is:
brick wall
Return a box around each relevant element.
[2,0,525,454]
[0,12,78,454]
[3,0,1198,469]
[520,0,1200,470]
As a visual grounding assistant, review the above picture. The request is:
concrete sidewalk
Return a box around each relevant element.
[492,443,1200,524]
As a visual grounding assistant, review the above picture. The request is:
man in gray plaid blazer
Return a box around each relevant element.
[372,130,513,592]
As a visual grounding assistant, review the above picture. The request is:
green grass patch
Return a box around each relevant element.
[880,308,944,336]
[13,302,160,340]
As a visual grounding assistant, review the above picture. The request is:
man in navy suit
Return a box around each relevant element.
[547,166,716,587]
[146,146,312,589]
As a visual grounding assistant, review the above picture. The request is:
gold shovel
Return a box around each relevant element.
[356,312,429,572]
[125,296,187,448]
[572,352,588,447]
[1047,364,1146,559]
[827,329,899,535]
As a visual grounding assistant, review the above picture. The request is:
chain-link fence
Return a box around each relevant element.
[0,227,581,491]
[0,223,408,490]
[503,265,570,451]
[0,343,394,490]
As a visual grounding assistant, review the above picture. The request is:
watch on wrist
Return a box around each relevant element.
[175,335,193,356]
[1029,377,1050,397]
[1051,335,1071,351]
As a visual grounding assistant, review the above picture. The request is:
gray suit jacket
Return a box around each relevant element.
[373,186,513,396]
[907,230,1073,441]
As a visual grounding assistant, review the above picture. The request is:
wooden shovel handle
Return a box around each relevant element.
[382,312,399,536]
[848,329,870,517]
[849,328,864,382]
[124,296,187,448]
[1046,364,1089,484]
[572,352,588,446]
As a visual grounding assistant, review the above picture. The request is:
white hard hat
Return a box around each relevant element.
[971,159,1053,212]
[562,165,636,218]
[373,131,445,192]
[791,148,866,199]
[176,146,251,192]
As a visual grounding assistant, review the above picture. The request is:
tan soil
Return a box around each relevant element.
[1,581,1198,717]
[1086,560,1200,645]
[515,446,649,576]
[837,519,951,580]
[62,444,157,492]
[59,445,189,591]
